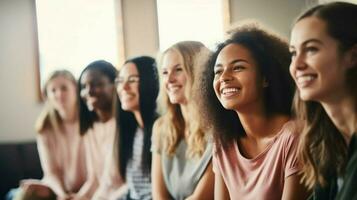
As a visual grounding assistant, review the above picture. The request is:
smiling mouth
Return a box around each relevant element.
[296,74,317,87]
[220,87,240,96]
[169,86,182,93]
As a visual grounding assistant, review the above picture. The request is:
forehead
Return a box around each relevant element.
[119,62,138,76]
[80,69,108,83]
[215,43,254,65]
[290,16,329,47]
[162,50,183,68]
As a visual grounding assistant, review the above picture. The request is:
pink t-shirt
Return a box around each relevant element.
[212,120,301,200]
[78,118,125,200]
[38,122,86,198]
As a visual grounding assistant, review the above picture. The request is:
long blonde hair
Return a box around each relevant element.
[35,70,77,134]
[156,41,211,158]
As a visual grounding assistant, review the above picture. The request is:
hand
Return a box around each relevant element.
[21,181,56,199]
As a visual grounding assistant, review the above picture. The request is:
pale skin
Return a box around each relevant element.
[290,16,357,144]
[152,50,214,200]
[22,76,79,200]
[213,44,309,199]
[117,62,144,127]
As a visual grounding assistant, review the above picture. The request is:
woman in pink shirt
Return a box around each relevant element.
[12,70,86,200]
[198,23,309,199]
[77,60,125,200]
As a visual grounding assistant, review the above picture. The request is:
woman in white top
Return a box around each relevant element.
[116,56,159,200]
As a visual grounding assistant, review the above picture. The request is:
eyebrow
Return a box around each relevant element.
[162,63,180,70]
[290,38,323,49]
[214,59,248,68]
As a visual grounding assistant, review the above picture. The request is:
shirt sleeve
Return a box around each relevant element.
[37,132,68,197]
[284,128,301,178]
[150,119,162,154]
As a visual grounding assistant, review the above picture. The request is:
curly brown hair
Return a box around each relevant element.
[198,23,294,148]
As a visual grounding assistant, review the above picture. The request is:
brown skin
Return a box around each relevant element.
[80,69,115,122]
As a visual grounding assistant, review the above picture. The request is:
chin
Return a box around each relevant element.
[299,92,317,102]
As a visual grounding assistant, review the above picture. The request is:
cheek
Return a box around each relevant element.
[213,79,220,97]
[289,64,295,80]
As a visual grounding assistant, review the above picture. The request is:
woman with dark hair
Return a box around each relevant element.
[116,56,159,200]
[289,2,357,199]
[76,60,124,200]
[151,41,214,200]
[199,23,308,199]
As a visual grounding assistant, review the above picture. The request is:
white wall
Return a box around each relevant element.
[229,0,312,39]
[0,0,314,142]
[122,0,159,58]
[0,0,160,142]
[0,0,42,142]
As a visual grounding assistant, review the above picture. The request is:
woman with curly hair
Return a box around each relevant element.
[151,41,214,200]
[289,2,357,199]
[199,23,308,199]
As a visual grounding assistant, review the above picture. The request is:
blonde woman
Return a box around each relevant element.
[11,70,86,200]
[151,41,214,200]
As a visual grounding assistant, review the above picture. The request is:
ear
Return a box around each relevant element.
[262,77,269,88]
[345,44,357,69]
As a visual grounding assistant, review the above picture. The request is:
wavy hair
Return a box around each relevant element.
[292,2,357,189]
[198,23,294,148]
[156,41,211,158]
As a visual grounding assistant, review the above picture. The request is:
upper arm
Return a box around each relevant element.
[37,134,59,177]
[214,170,230,200]
[282,173,310,200]
[151,151,171,200]
[186,161,215,200]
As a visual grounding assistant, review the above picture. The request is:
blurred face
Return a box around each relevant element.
[80,69,115,112]
[161,50,188,104]
[213,44,264,112]
[46,76,77,112]
[116,62,140,112]
[290,16,352,103]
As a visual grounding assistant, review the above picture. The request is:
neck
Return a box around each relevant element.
[96,109,113,122]
[321,95,356,143]
[179,103,190,138]
[58,106,77,123]
[236,107,289,141]
[133,110,144,128]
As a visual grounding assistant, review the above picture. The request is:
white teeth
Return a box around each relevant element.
[221,88,239,95]
[169,86,181,92]
[297,75,316,84]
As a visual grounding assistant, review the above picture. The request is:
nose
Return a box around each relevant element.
[85,85,96,97]
[122,80,131,91]
[219,69,233,83]
[291,52,307,71]
[167,71,176,83]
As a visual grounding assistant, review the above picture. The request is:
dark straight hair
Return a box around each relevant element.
[117,56,160,179]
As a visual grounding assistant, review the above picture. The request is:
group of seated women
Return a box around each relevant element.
[7,2,357,200]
